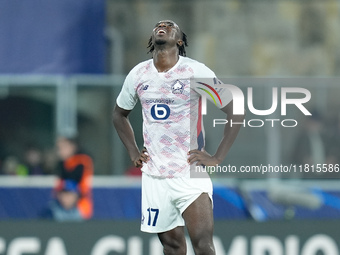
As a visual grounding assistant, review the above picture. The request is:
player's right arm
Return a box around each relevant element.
[113,105,149,167]
[113,65,150,167]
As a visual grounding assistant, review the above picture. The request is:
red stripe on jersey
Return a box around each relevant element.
[197,97,202,136]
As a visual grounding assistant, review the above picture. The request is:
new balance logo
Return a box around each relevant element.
[142,85,149,90]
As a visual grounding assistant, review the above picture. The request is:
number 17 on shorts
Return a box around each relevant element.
[144,208,159,226]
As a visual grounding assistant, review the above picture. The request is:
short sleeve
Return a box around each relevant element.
[116,71,138,110]
[193,62,216,78]
[192,63,233,108]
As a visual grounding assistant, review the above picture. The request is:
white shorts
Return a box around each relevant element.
[141,172,213,233]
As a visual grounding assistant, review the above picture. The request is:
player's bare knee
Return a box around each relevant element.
[163,244,186,255]
[161,239,186,255]
[159,233,186,255]
[191,237,215,255]
[193,243,215,255]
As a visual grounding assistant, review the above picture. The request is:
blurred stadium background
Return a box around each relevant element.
[0,0,340,254]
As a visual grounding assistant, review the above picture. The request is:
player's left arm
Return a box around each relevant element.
[188,101,245,166]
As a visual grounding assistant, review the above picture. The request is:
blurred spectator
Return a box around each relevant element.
[49,136,94,221]
[42,147,59,175]
[23,144,46,175]
[1,155,28,176]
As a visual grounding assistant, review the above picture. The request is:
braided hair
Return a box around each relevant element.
[147,31,188,57]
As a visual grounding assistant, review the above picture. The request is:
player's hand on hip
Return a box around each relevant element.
[133,148,149,167]
[187,149,219,166]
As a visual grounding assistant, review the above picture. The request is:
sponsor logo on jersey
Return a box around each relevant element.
[145,98,174,104]
[141,84,149,90]
[151,104,170,120]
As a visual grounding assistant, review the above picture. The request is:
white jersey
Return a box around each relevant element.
[117,56,232,178]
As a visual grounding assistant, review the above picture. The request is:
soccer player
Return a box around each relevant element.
[113,20,244,255]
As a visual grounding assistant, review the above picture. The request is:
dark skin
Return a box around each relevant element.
[113,20,245,255]
[152,20,183,72]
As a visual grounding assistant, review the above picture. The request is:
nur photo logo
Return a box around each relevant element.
[193,78,312,128]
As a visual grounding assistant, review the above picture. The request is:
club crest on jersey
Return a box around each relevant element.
[171,80,185,94]
[141,214,145,225]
